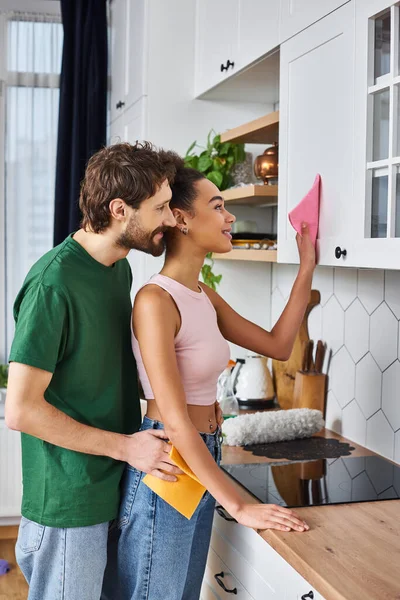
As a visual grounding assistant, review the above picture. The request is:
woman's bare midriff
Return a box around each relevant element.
[145,399,218,433]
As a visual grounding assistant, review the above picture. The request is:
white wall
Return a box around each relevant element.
[215,260,272,360]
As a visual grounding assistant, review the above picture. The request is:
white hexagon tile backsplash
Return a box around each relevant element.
[271,264,400,462]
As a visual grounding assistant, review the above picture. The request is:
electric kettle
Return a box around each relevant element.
[231,353,275,407]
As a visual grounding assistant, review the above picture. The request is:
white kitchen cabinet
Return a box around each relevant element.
[109,97,147,145]
[277,2,356,267]
[124,98,147,143]
[125,0,147,108]
[202,506,326,600]
[109,0,147,124]
[194,0,239,96]
[286,568,325,600]
[279,0,350,43]
[195,0,280,97]
[203,546,254,599]
[237,0,280,69]
[110,0,128,124]
[348,0,400,269]
[279,0,400,269]
[0,421,22,518]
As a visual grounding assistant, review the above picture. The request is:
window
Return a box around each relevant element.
[0,12,63,359]
[366,4,400,239]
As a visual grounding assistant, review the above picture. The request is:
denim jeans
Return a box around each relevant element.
[101,416,222,600]
[16,516,109,600]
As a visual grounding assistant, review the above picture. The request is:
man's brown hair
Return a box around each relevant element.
[79,141,178,233]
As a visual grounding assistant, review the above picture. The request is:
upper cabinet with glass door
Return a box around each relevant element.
[351,0,400,268]
[278,0,400,269]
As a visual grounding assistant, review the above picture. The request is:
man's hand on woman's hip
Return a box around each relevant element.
[122,429,183,481]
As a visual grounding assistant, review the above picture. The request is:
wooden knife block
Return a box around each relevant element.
[272,290,321,410]
[292,371,327,414]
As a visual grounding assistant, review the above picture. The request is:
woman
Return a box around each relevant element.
[109,158,315,600]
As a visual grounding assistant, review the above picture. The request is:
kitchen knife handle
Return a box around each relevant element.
[307,340,314,372]
[314,340,325,373]
[302,341,308,372]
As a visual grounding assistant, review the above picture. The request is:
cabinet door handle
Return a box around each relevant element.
[220,59,235,72]
[214,572,238,594]
[215,505,237,522]
[116,100,125,110]
[301,592,314,600]
[335,246,347,259]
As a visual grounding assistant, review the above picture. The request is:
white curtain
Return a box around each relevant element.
[5,13,63,354]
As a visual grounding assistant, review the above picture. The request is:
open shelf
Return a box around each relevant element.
[220,111,279,144]
[222,184,278,206]
[212,249,277,263]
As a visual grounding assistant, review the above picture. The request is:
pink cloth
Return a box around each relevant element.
[288,174,321,246]
[132,274,230,406]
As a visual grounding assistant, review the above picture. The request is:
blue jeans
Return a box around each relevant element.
[16,516,109,600]
[102,416,222,600]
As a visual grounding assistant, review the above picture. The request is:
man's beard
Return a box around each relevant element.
[116,215,167,257]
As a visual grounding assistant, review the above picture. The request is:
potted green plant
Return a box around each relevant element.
[184,130,245,191]
[184,131,245,290]
[0,364,8,417]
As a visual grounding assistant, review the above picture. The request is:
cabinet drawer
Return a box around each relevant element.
[210,527,278,599]
[201,579,220,600]
[212,508,325,600]
[285,567,325,600]
[213,508,288,594]
[204,546,254,600]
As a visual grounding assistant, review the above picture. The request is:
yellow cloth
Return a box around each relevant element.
[142,445,206,520]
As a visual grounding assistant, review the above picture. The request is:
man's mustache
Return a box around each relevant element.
[152,225,172,236]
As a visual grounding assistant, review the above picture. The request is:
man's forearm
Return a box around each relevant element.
[271,267,314,358]
[6,395,127,461]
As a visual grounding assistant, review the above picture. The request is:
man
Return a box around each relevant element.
[5,142,182,600]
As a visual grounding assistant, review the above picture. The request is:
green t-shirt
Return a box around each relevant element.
[9,234,141,527]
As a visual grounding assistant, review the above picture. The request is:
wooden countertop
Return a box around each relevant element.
[222,429,400,600]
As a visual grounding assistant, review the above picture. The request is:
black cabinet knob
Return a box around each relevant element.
[116,100,125,110]
[335,246,347,259]
[301,592,314,600]
[220,59,235,72]
[214,572,237,594]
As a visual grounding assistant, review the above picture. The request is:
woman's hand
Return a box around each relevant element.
[234,503,309,532]
[296,222,316,274]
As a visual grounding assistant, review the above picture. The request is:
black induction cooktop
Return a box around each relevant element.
[222,455,400,508]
